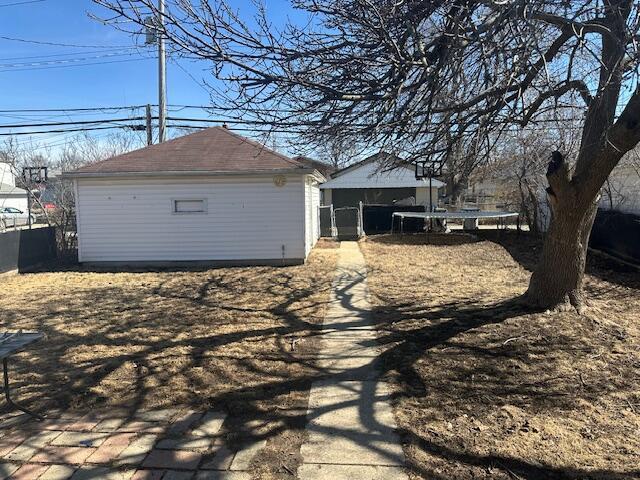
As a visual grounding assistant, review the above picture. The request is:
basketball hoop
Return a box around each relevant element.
[22,166,48,185]
[414,160,443,180]
[414,160,444,226]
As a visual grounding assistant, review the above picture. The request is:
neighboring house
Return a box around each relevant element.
[461,163,529,211]
[65,127,324,265]
[292,156,336,178]
[462,177,504,209]
[0,162,28,212]
[320,152,445,209]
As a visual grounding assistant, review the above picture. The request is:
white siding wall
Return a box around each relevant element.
[304,176,321,256]
[75,175,306,263]
[311,181,320,243]
[304,179,312,257]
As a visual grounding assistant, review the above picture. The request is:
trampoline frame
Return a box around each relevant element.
[391,210,520,235]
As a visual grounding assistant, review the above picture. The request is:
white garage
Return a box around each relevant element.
[66,127,324,265]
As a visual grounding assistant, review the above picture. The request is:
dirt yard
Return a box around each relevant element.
[0,247,337,478]
[361,232,640,480]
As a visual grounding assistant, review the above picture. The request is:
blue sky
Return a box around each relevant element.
[0,0,297,153]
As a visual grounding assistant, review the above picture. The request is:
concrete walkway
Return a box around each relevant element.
[299,242,408,480]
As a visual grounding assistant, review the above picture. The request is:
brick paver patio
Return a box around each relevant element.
[0,408,263,480]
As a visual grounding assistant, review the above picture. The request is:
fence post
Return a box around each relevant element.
[331,204,336,237]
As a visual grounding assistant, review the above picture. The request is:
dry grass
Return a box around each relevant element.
[0,248,338,479]
[361,233,640,480]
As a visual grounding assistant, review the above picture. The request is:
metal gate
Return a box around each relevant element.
[334,206,362,240]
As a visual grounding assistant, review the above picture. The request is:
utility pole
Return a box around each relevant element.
[158,0,167,143]
[146,104,153,146]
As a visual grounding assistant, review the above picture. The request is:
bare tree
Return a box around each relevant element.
[472,117,581,233]
[442,133,489,207]
[1,132,141,254]
[318,136,358,170]
[95,0,640,311]
[0,137,53,229]
[52,132,143,256]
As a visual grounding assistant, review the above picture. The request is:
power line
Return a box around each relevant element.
[0,117,146,129]
[9,129,117,150]
[0,35,132,49]
[0,102,587,139]
[0,46,143,63]
[0,125,144,136]
[0,119,586,137]
[0,0,46,7]
[166,124,303,135]
[0,116,277,130]
[0,57,153,73]
[0,105,150,113]
[0,104,306,114]
[0,110,144,120]
[0,51,149,69]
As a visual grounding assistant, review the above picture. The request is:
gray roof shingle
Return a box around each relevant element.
[68,127,306,176]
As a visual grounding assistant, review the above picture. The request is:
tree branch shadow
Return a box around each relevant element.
[1,249,637,479]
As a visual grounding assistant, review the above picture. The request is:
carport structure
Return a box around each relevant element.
[320,152,445,209]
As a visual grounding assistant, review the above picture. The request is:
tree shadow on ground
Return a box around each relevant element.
[476,230,640,291]
[369,294,639,479]
[1,246,638,479]
[404,430,640,480]
[366,231,481,247]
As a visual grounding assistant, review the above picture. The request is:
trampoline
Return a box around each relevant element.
[391,210,520,234]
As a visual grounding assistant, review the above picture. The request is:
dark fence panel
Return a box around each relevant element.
[0,226,57,273]
[590,209,640,264]
[363,204,426,234]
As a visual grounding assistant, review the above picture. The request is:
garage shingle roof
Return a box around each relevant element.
[68,127,305,175]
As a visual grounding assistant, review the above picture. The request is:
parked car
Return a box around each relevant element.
[0,207,36,228]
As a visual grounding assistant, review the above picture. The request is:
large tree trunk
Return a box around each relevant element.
[523,151,603,312]
[525,197,598,312]
[524,1,639,312]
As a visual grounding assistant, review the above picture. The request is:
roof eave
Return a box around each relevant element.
[309,169,327,183]
[63,168,315,179]
[320,178,445,189]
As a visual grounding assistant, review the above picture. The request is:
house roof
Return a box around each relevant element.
[292,156,335,177]
[329,151,404,179]
[0,183,27,195]
[66,127,309,177]
[321,152,445,189]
